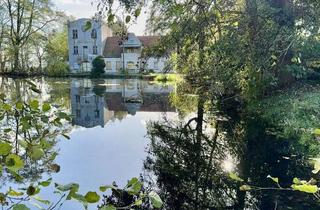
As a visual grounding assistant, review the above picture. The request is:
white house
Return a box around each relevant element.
[68,19,168,74]
[68,18,112,72]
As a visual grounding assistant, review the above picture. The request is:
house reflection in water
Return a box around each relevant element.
[70,79,175,128]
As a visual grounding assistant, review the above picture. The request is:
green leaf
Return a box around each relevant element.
[13,204,30,210]
[125,177,142,195]
[32,195,51,205]
[28,145,44,161]
[134,199,143,206]
[16,102,24,110]
[293,177,302,185]
[125,15,131,23]
[0,142,12,156]
[240,185,251,191]
[267,175,279,184]
[148,191,163,208]
[55,183,79,192]
[4,128,12,133]
[134,8,141,17]
[27,186,37,196]
[314,129,320,136]
[29,100,39,110]
[84,21,92,31]
[229,172,244,182]
[84,191,100,203]
[3,104,12,111]
[42,103,51,112]
[291,184,318,194]
[107,14,114,23]
[38,178,52,187]
[0,193,5,203]
[6,154,24,172]
[8,188,24,196]
[70,193,88,209]
[99,184,118,192]
[99,205,116,210]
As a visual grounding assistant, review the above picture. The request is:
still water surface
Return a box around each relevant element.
[1,77,319,210]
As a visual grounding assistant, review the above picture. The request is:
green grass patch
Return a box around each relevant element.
[152,73,182,83]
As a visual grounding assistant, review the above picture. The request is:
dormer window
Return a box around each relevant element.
[91,29,97,39]
[93,46,98,54]
[72,30,78,39]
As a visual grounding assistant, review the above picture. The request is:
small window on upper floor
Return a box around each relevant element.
[91,29,97,39]
[154,61,159,70]
[93,46,98,55]
[76,95,80,103]
[72,29,78,39]
[73,46,79,55]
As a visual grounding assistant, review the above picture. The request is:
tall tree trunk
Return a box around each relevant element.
[13,45,20,73]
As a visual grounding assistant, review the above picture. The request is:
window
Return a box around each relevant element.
[91,29,97,38]
[105,61,112,71]
[72,30,78,39]
[76,95,80,103]
[125,48,139,53]
[154,61,159,70]
[94,110,100,118]
[127,61,135,69]
[116,61,122,71]
[93,46,98,55]
[73,46,78,55]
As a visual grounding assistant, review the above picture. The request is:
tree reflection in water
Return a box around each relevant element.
[143,95,320,210]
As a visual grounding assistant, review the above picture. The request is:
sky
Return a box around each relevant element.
[52,0,148,35]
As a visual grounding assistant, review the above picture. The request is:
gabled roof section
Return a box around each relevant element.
[138,36,160,47]
[103,34,161,58]
[103,37,122,58]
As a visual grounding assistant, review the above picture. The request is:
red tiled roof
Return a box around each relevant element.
[103,37,122,58]
[103,36,160,58]
[137,36,160,47]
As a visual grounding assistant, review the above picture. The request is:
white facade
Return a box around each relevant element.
[68,19,168,74]
[68,18,112,72]
[103,34,168,74]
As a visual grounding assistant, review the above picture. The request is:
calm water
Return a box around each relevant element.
[0,77,319,210]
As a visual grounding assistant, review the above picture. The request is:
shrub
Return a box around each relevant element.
[91,56,106,77]
[46,61,69,77]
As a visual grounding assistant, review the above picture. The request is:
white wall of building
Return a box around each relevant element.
[68,19,169,74]
[68,18,111,72]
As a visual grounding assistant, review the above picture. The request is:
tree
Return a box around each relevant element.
[91,56,106,77]
[5,0,55,73]
[45,29,69,76]
[0,1,10,72]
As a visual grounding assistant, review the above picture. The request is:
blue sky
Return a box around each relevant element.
[52,0,148,35]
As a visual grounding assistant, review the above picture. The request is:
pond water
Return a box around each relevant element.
[0,77,319,210]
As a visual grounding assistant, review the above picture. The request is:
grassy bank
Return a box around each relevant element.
[249,81,320,152]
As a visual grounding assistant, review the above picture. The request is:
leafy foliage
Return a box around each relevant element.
[91,56,106,77]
